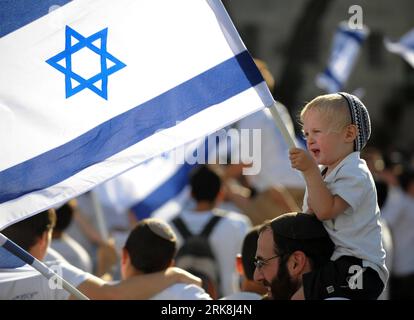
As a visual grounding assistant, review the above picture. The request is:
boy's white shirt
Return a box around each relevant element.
[302,151,388,285]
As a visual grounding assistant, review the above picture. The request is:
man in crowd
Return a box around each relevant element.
[254,212,335,300]
[0,208,200,300]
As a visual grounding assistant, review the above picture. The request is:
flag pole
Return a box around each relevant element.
[89,191,109,241]
[0,233,89,300]
[268,102,297,149]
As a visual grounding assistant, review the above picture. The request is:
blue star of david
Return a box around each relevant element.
[46,26,126,100]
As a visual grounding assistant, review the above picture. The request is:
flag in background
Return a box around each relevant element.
[385,28,414,69]
[0,0,274,229]
[93,134,226,223]
[93,139,203,222]
[316,21,369,93]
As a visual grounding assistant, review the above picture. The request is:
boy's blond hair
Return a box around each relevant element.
[300,94,352,133]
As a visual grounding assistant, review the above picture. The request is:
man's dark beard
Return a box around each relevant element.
[270,259,300,300]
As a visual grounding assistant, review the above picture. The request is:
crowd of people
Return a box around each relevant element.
[1,60,413,301]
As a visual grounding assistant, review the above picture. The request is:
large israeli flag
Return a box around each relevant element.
[0,0,274,230]
[385,28,414,69]
[316,22,369,93]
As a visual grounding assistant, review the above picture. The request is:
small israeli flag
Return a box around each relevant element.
[316,21,369,93]
[385,28,414,69]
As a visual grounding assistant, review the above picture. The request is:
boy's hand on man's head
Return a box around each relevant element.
[289,148,318,173]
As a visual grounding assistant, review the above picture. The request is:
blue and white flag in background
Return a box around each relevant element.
[0,0,274,230]
[93,133,227,223]
[316,21,369,93]
[93,139,205,222]
[385,28,414,69]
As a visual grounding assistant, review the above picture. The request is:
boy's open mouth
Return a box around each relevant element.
[311,149,320,157]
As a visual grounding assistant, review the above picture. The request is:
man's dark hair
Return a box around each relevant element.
[260,212,334,270]
[241,225,261,280]
[124,218,177,274]
[54,203,74,232]
[1,209,56,251]
[190,165,221,203]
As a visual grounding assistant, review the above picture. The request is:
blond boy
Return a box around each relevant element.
[289,92,387,300]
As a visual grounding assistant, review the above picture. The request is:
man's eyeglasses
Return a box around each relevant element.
[254,255,279,269]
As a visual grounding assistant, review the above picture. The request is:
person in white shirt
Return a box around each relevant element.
[0,254,91,300]
[120,218,211,300]
[289,92,387,299]
[51,202,93,273]
[220,225,266,300]
[371,179,393,300]
[0,209,202,300]
[382,169,414,299]
[168,165,252,298]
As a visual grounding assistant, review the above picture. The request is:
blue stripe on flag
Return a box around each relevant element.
[130,137,212,219]
[0,51,263,204]
[131,162,194,220]
[339,29,366,45]
[401,32,414,50]
[0,240,34,268]
[0,0,72,38]
[322,68,342,91]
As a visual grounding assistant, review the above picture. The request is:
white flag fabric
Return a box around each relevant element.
[0,0,274,230]
[385,28,414,69]
[316,22,369,93]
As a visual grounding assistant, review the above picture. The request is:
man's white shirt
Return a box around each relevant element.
[0,259,90,300]
[382,187,414,276]
[168,209,251,297]
[51,233,93,272]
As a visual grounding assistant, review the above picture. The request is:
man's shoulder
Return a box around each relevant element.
[0,265,39,282]
[0,266,51,300]
[151,283,212,300]
[214,209,251,228]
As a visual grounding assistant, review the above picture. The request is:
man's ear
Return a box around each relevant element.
[345,124,358,143]
[287,251,307,277]
[33,230,51,261]
[235,254,244,276]
[38,230,50,250]
[169,259,175,268]
[216,187,225,203]
[121,248,129,266]
[39,231,48,245]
